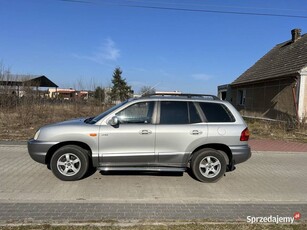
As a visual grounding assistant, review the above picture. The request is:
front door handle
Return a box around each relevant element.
[139,130,152,135]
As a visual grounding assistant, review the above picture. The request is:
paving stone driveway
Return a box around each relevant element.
[0,203,306,223]
[249,139,307,152]
[0,144,306,223]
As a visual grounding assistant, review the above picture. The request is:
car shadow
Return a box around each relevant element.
[186,167,197,180]
[83,166,98,179]
[99,170,184,177]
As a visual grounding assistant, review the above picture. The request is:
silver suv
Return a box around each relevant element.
[28,93,251,183]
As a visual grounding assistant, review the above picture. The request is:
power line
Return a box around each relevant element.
[121,4,307,19]
[57,0,307,19]
[125,0,307,13]
[59,0,92,4]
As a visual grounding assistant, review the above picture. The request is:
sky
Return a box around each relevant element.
[1,0,307,94]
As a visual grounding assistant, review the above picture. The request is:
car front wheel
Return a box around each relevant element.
[191,148,227,183]
[50,145,89,181]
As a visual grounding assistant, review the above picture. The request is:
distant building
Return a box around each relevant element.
[217,84,231,100]
[48,88,89,100]
[76,90,89,100]
[155,91,182,95]
[0,75,58,98]
[49,88,75,100]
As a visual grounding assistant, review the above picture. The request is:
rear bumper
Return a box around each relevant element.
[27,139,58,164]
[230,145,251,164]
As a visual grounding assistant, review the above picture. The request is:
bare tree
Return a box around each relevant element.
[139,86,156,96]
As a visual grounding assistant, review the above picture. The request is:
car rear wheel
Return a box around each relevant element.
[191,148,227,183]
[50,145,89,181]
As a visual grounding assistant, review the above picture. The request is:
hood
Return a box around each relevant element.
[45,118,86,128]
[56,118,85,125]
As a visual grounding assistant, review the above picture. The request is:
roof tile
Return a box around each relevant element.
[232,33,307,85]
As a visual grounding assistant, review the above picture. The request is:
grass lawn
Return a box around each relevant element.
[0,223,306,230]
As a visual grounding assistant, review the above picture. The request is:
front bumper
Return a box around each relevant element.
[27,139,58,164]
[230,145,251,164]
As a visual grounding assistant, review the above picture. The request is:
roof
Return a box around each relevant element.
[56,89,75,93]
[0,75,58,88]
[232,32,307,86]
[24,76,58,88]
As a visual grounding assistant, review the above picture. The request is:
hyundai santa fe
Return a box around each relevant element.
[28,93,251,183]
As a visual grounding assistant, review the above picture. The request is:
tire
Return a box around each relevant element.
[50,145,89,181]
[191,148,227,183]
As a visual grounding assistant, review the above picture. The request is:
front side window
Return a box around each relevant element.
[199,102,235,123]
[116,101,154,124]
[90,100,129,124]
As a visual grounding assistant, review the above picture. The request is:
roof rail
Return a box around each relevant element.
[143,93,220,100]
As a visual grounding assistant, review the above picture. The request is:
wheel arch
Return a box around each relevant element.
[46,141,92,167]
[190,144,232,164]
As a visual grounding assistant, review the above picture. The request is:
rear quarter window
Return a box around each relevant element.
[199,102,235,122]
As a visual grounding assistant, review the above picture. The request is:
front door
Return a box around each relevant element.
[98,101,156,166]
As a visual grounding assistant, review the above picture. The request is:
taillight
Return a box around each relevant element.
[240,128,250,141]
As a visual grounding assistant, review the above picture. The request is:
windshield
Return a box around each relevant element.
[88,100,129,124]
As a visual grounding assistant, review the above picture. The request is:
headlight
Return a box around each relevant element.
[34,129,40,140]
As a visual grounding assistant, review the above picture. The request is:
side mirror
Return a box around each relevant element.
[109,116,119,126]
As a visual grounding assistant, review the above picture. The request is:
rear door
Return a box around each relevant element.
[155,101,208,167]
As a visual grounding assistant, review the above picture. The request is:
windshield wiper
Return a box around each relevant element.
[84,117,94,124]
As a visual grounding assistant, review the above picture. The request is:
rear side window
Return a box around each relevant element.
[199,102,235,122]
[160,101,189,124]
[189,102,202,123]
[159,101,202,124]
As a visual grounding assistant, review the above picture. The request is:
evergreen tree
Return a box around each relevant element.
[94,86,105,104]
[109,68,133,102]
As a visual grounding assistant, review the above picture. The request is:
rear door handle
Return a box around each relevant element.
[139,130,152,135]
[190,130,203,135]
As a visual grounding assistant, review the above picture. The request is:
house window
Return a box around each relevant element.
[237,89,246,105]
[221,91,227,100]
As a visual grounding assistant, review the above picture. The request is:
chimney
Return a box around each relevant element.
[291,28,301,42]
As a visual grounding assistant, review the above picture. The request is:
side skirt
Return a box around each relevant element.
[97,167,186,172]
